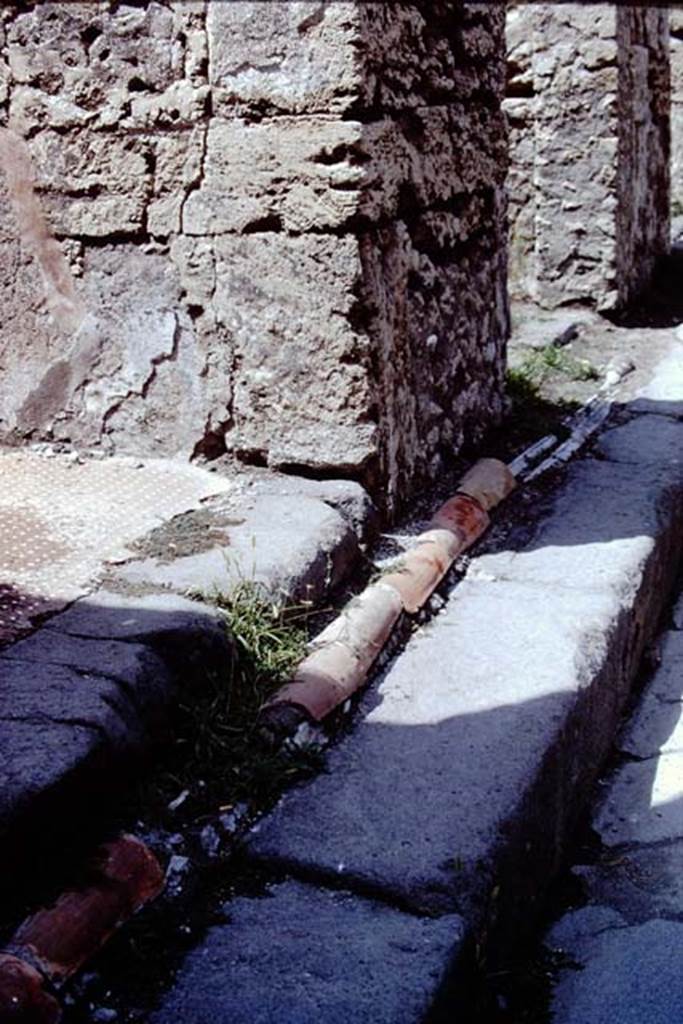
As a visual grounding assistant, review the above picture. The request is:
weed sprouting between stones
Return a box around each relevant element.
[513,345,599,386]
[493,371,579,461]
[132,582,322,831]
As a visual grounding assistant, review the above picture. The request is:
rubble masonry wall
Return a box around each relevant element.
[0,1,508,514]
[672,9,683,217]
[506,2,670,310]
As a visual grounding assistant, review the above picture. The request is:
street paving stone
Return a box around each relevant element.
[0,590,232,841]
[593,413,683,471]
[548,914,683,1024]
[150,880,464,1024]
[619,632,683,759]
[574,842,683,924]
[594,750,683,848]
[113,493,358,605]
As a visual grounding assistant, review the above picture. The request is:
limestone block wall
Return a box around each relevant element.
[672,9,683,217]
[505,2,670,310]
[0,1,508,514]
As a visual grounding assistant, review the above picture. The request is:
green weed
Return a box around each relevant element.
[514,345,599,385]
[496,369,579,459]
[135,583,319,826]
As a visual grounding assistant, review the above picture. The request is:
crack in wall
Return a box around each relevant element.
[178,123,208,236]
[98,310,183,441]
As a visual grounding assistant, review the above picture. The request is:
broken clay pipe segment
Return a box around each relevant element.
[0,835,164,1024]
[385,457,517,614]
[261,582,404,725]
[259,459,516,727]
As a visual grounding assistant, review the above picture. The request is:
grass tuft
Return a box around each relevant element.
[135,583,320,827]
[514,345,599,385]
[495,370,579,460]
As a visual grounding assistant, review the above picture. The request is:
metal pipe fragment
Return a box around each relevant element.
[524,399,612,482]
[260,459,516,730]
[507,434,558,479]
[0,835,164,1023]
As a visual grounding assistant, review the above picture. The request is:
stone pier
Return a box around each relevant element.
[506,2,670,310]
[671,8,683,219]
[0,1,509,514]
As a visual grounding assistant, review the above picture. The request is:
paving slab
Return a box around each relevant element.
[547,913,683,1024]
[150,879,464,1024]
[593,413,683,471]
[620,696,683,759]
[41,589,228,647]
[629,342,683,418]
[0,658,147,750]
[0,719,103,826]
[2,631,172,711]
[619,631,683,759]
[0,591,231,848]
[545,586,683,1022]
[112,494,359,605]
[470,456,680,599]
[574,841,683,924]
[232,474,379,543]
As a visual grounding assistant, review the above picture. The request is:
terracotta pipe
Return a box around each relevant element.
[259,459,516,731]
[454,457,516,511]
[262,582,403,724]
[0,835,164,1023]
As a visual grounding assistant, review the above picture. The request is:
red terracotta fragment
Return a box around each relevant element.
[0,836,164,1023]
[0,954,61,1024]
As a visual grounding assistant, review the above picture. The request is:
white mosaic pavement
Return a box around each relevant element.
[0,449,232,644]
